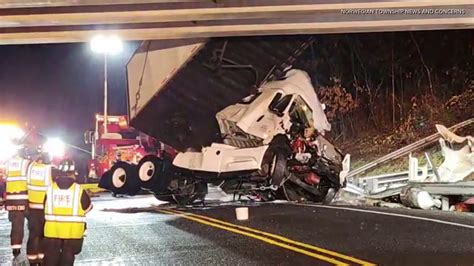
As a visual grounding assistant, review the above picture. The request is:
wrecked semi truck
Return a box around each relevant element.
[99,37,344,204]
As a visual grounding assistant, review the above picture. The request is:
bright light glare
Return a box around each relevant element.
[0,140,20,161]
[90,35,123,55]
[0,125,24,161]
[0,124,24,140]
[44,137,66,158]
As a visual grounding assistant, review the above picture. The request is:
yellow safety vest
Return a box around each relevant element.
[27,162,53,209]
[44,183,86,239]
[5,157,29,202]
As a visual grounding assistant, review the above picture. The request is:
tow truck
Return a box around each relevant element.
[85,114,176,192]
[99,38,345,204]
[84,115,159,180]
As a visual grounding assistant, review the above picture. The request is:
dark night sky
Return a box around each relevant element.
[0,41,140,148]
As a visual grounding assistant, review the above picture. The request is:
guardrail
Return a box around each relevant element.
[351,168,434,197]
[346,118,473,179]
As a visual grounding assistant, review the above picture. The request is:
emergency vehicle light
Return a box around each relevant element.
[44,137,66,158]
[0,124,24,161]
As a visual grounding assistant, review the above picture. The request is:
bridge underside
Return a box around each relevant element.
[0,0,472,45]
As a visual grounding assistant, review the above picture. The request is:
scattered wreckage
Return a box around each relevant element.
[99,38,472,211]
[336,119,474,212]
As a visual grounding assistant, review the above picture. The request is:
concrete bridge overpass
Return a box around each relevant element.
[0,0,472,44]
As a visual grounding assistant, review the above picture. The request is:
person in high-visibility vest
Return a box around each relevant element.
[43,159,92,266]
[5,151,30,258]
[26,153,53,265]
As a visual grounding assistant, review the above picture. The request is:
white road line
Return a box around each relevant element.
[297,204,474,229]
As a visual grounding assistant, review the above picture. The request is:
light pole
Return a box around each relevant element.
[90,35,123,134]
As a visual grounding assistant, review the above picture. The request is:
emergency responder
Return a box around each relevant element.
[43,159,92,266]
[26,152,53,265]
[4,148,30,258]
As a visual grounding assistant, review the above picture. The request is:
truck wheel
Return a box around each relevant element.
[110,162,141,196]
[171,181,207,206]
[279,181,309,202]
[98,170,112,190]
[278,178,335,203]
[153,191,174,203]
[262,147,288,187]
[269,150,288,186]
[137,155,171,191]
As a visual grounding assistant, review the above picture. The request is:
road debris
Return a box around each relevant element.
[235,207,249,220]
[336,119,474,212]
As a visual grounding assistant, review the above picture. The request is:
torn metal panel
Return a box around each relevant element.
[436,124,474,145]
[437,139,474,182]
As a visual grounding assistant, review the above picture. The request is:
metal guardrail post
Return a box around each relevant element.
[408,154,417,181]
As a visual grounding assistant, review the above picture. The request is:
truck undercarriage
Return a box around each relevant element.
[99,37,345,204]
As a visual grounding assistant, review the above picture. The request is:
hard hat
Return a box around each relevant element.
[58,158,76,174]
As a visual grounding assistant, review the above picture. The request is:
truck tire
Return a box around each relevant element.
[269,150,288,186]
[98,170,112,190]
[137,155,172,191]
[279,181,309,202]
[261,134,291,186]
[153,191,174,203]
[278,177,336,203]
[110,162,141,196]
[171,181,207,206]
[262,146,289,187]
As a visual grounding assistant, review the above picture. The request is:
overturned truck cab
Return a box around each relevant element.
[100,37,344,204]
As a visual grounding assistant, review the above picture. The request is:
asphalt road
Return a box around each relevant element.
[1,194,473,265]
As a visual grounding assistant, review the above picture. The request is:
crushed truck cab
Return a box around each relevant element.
[174,69,336,174]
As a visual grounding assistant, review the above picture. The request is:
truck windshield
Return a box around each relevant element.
[289,96,314,128]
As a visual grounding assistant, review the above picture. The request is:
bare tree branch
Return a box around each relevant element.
[410,32,433,95]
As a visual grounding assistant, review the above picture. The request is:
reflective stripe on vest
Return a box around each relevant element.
[6,194,28,200]
[45,215,86,223]
[4,189,28,210]
[27,163,52,205]
[29,203,44,209]
[7,176,27,182]
[44,183,86,239]
[6,157,29,194]
[27,184,48,191]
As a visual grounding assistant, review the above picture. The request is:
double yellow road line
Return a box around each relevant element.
[159,208,375,266]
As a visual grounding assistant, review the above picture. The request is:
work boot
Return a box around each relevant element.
[37,253,45,265]
[12,248,20,258]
